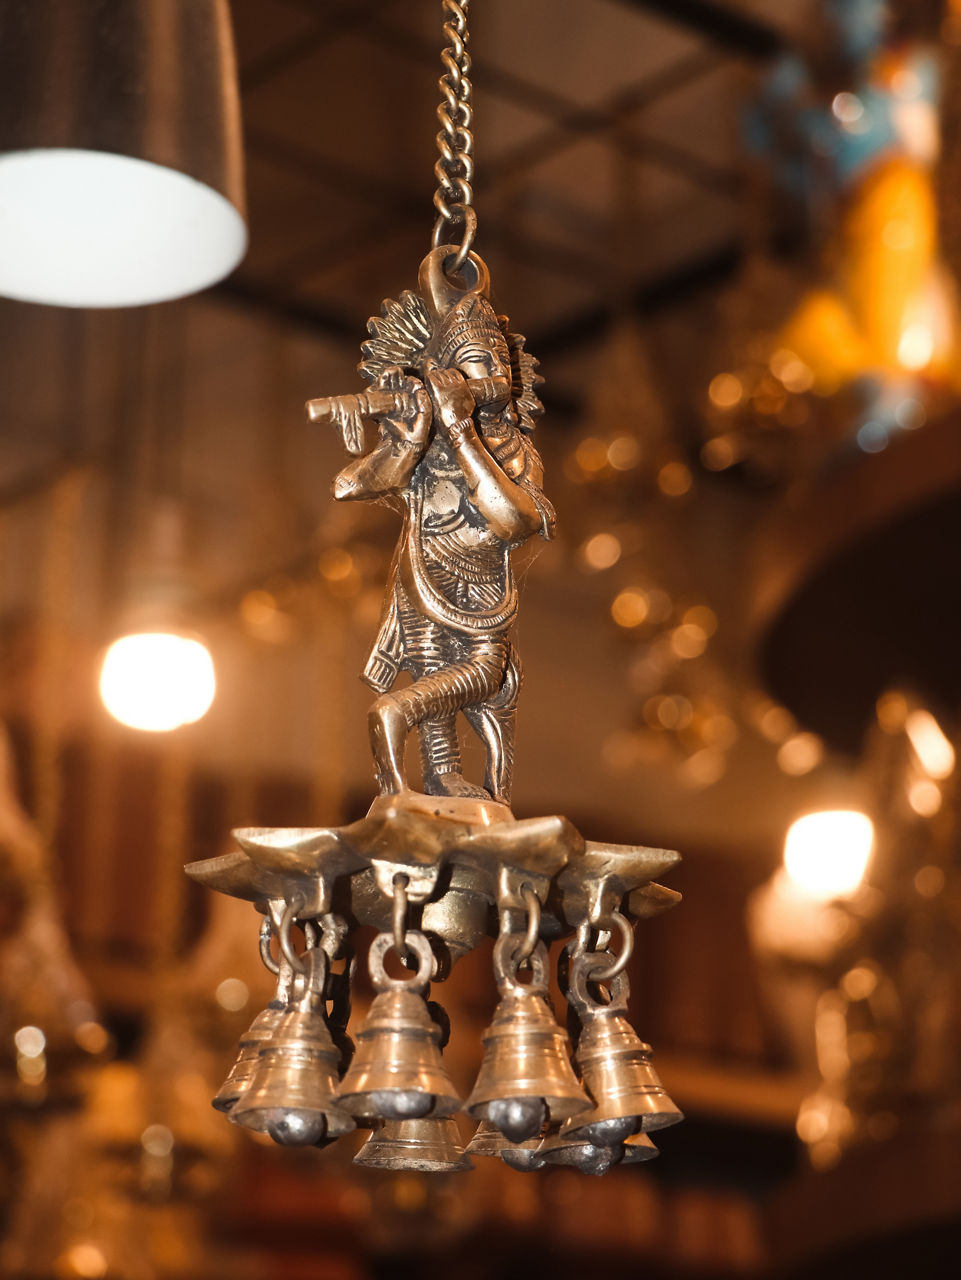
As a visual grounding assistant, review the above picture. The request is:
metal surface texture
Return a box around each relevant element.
[189,0,683,1175]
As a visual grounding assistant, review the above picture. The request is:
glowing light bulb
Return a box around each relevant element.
[783,811,874,901]
[898,322,934,371]
[905,709,955,779]
[99,632,215,732]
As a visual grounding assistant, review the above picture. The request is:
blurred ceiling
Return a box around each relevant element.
[224,0,807,385]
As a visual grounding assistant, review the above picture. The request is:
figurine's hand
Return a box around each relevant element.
[374,365,431,448]
[426,368,476,439]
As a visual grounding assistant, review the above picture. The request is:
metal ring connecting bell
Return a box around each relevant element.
[369,930,436,993]
[515,885,542,967]
[269,897,320,975]
[259,916,280,975]
[584,912,634,983]
[493,932,548,995]
[567,948,631,1017]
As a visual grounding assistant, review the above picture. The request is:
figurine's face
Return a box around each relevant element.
[454,335,518,427]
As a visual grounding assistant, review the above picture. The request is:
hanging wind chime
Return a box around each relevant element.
[187,0,682,1175]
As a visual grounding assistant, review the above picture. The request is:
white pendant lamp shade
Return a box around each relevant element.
[0,0,247,307]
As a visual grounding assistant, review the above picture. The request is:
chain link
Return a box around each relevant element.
[432,0,476,270]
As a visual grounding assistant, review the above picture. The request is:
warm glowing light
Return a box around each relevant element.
[905,709,955,779]
[670,622,708,660]
[215,978,250,1012]
[611,588,649,629]
[574,436,609,475]
[318,548,355,581]
[644,695,693,731]
[876,690,908,732]
[769,348,814,393]
[757,706,798,747]
[100,632,215,732]
[57,1242,108,1279]
[777,732,824,777]
[898,322,934,370]
[683,604,717,636]
[579,533,622,571]
[832,92,864,125]
[907,778,941,817]
[0,151,246,308]
[783,811,874,900]
[708,372,743,409]
[700,436,738,470]
[14,1025,45,1058]
[607,435,641,470]
[914,865,946,898]
[840,965,878,1001]
[678,748,726,788]
[141,1124,175,1158]
[882,219,915,251]
[657,462,692,497]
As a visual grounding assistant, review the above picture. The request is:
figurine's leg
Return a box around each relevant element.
[368,695,410,795]
[367,591,463,795]
[371,638,509,799]
[463,644,521,804]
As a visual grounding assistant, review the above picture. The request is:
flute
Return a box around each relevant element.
[306,376,510,454]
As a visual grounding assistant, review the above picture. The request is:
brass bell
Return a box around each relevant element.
[465,1119,547,1172]
[537,1128,625,1177]
[467,938,589,1142]
[563,948,682,1146]
[561,1013,682,1145]
[231,951,354,1147]
[212,1001,285,1114]
[354,1116,472,1173]
[622,1131,659,1164]
[337,931,461,1121]
[213,956,296,1114]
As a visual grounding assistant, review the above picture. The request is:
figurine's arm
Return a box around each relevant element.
[426,370,543,542]
[332,368,431,502]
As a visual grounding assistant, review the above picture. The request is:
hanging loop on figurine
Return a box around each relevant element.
[369,929,436,993]
[418,243,490,322]
[392,873,411,961]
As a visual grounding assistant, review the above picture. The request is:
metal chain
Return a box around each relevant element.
[432,0,477,271]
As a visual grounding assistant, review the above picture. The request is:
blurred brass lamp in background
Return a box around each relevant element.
[0,0,246,307]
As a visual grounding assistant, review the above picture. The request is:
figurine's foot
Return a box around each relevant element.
[425,771,492,801]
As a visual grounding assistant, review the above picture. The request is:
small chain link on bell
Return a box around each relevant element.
[561,946,682,1145]
[230,947,355,1147]
[354,1115,472,1173]
[336,931,461,1122]
[467,935,590,1142]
